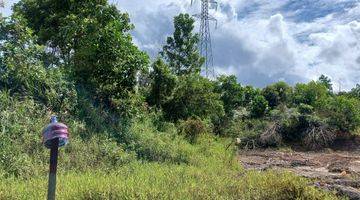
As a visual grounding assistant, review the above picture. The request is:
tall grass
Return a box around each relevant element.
[0,163,339,200]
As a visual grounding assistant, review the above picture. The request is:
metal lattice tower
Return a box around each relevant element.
[191,0,217,78]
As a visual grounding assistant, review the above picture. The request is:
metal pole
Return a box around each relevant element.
[47,138,59,200]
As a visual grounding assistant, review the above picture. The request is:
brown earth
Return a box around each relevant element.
[238,148,360,199]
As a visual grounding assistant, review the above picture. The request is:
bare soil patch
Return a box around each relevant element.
[238,148,360,199]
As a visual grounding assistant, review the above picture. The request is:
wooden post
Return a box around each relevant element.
[47,138,59,200]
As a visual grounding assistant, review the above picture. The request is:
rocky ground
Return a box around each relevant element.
[238,148,360,200]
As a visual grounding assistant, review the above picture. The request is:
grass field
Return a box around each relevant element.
[0,162,340,200]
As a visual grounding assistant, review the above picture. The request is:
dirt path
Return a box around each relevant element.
[238,149,360,199]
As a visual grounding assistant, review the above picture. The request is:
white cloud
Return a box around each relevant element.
[0,0,18,16]
[116,0,360,90]
[3,0,360,90]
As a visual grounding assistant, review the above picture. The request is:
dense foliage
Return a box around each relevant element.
[147,59,177,108]
[14,0,149,113]
[0,0,357,199]
[163,75,224,122]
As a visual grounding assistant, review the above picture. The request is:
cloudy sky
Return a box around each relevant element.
[2,0,360,90]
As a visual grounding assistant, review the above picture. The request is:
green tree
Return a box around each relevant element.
[215,75,244,117]
[0,16,76,113]
[147,59,177,108]
[292,81,329,107]
[163,75,224,121]
[349,84,360,98]
[213,75,244,135]
[262,81,292,108]
[317,74,333,92]
[250,95,268,118]
[161,13,204,76]
[15,0,149,111]
[325,96,360,132]
[242,86,261,106]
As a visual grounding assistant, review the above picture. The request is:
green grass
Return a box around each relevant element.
[0,163,339,200]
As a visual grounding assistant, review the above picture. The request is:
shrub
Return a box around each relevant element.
[0,91,48,178]
[268,107,336,149]
[232,119,269,148]
[302,123,336,150]
[129,116,194,164]
[249,95,268,118]
[60,137,137,172]
[163,75,224,122]
[215,75,244,117]
[298,103,314,114]
[262,81,292,108]
[292,81,329,107]
[178,117,210,143]
[324,96,360,132]
[242,85,261,106]
[259,122,283,147]
[0,91,140,178]
[0,17,77,114]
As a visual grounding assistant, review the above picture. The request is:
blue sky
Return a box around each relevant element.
[2,0,360,90]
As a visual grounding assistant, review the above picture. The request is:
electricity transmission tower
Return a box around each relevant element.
[0,0,4,20]
[191,0,218,78]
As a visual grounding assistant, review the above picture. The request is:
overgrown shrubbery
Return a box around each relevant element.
[178,117,211,143]
[229,75,360,150]
[324,96,360,132]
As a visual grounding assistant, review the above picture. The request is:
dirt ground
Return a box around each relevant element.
[238,148,360,199]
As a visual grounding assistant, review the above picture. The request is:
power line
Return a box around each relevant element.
[191,0,217,78]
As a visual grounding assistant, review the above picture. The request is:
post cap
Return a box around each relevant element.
[42,116,69,149]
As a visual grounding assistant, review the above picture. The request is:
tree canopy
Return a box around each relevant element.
[161,13,204,76]
[14,0,149,111]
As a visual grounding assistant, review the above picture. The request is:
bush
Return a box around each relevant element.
[178,117,210,143]
[302,123,336,150]
[214,75,244,117]
[0,91,48,178]
[266,108,336,149]
[0,19,77,114]
[324,96,360,132]
[60,137,137,172]
[163,75,224,122]
[129,116,194,164]
[292,81,329,107]
[259,122,283,147]
[262,81,292,108]
[0,91,140,178]
[231,119,269,148]
[298,103,314,114]
[250,95,268,118]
